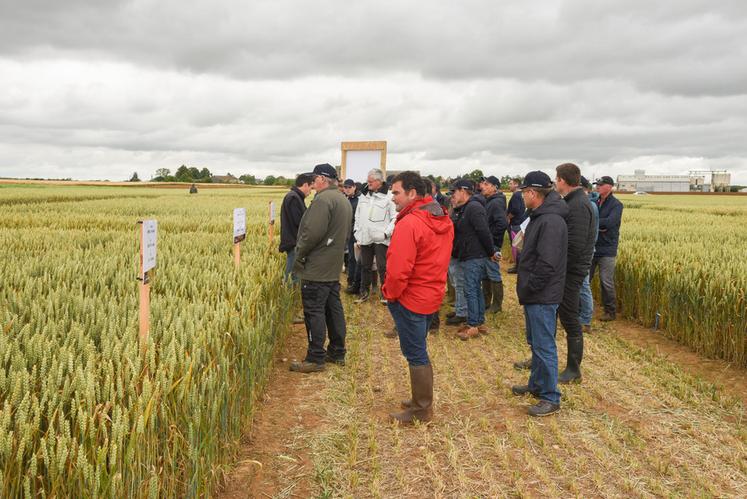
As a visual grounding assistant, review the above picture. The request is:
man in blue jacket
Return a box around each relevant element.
[511,171,568,417]
[591,176,624,321]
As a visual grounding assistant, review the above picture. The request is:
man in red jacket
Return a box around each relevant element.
[382,171,454,424]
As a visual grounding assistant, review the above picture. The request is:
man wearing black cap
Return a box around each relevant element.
[479,176,508,313]
[591,176,624,321]
[290,163,353,373]
[279,173,314,281]
[342,179,362,295]
[511,171,567,417]
[554,164,597,384]
[450,178,497,340]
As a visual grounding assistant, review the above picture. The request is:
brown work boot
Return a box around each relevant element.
[289,361,325,373]
[477,324,489,335]
[389,364,433,425]
[457,326,480,341]
[600,312,616,322]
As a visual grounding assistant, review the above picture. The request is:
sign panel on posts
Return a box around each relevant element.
[341,141,387,183]
[233,208,246,244]
[142,220,157,277]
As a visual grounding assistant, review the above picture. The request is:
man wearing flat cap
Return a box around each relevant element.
[591,176,624,321]
[291,163,353,373]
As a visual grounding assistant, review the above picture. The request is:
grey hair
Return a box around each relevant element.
[367,168,384,181]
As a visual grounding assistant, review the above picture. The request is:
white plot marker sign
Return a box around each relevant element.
[141,220,158,279]
[233,208,246,267]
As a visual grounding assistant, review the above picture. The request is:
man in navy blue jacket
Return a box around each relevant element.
[591,176,624,321]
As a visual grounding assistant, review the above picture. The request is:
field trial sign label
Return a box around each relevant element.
[142,220,157,275]
[233,208,246,243]
[269,201,276,223]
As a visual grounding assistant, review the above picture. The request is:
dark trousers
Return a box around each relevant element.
[301,280,346,363]
[346,238,361,289]
[558,272,585,341]
[590,256,617,315]
[360,243,387,293]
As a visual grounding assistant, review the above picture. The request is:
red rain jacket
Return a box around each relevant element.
[382,196,454,314]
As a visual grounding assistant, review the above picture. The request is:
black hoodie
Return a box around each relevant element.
[517,190,569,305]
[279,186,306,252]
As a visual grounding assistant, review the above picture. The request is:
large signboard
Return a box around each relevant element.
[340,141,387,183]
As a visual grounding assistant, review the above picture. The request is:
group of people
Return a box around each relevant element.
[278,162,623,422]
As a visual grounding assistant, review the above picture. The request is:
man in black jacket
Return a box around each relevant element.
[479,176,508,313]
[506,178,527,273]
[511,171,568,417]
[279,173,313,281]
[555,164,597,384]
[591,176,624,321]
[342,179,362,294]
[451,179,499,340]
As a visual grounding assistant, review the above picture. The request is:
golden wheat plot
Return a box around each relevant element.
[0,184,295,497]
[613,194,747,365]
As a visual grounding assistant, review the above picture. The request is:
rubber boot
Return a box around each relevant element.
[390,364,433,424]
[446,280,455,305]
[559,336,583,384]
[482,280,492,310]
[488,281,503,314]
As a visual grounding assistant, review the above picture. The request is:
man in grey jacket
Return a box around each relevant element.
[291,163,353,373]
[354,168,397,303]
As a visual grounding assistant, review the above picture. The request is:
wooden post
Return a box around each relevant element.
[233,242,241,268]
[268,201,276,244]
[138,223,150,351]
[138,220,157,353]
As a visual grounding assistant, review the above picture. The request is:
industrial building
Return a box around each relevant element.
[616,170,731,193]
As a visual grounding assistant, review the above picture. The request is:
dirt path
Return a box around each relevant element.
[219,274,747,498]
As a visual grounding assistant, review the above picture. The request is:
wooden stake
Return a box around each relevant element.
[138,222,150,352]
[233,242,241,267]
[268,201,276,244]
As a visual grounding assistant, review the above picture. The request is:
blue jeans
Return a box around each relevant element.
[448,257,467,317]
[460,258,487,326]
[525,304,561,405]
[284,249,297,283]
[578,273,593,325]
[485,258,502,282]
[387,301,432,366]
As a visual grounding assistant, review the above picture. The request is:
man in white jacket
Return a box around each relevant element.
[354,168,397,303]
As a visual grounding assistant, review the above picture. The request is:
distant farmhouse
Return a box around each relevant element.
[211,174,240,184]
[617,169,731,193]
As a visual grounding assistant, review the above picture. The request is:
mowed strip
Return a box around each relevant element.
[222,271,747,498]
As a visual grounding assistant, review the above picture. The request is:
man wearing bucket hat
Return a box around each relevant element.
[510,171,568,417]
[591,176,624,321]
[291,163,353,373]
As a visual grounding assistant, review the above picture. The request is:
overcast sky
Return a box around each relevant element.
[1,0,746,183]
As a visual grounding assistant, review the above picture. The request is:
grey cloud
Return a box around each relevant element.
[2,1,747,96]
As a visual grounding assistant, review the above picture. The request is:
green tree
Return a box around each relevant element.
[175,165,192,182]
[239,174,257,185]
[465,169,484,183]
[263,175,277,186]
[199,168,212,182]
[129,172,141,182]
